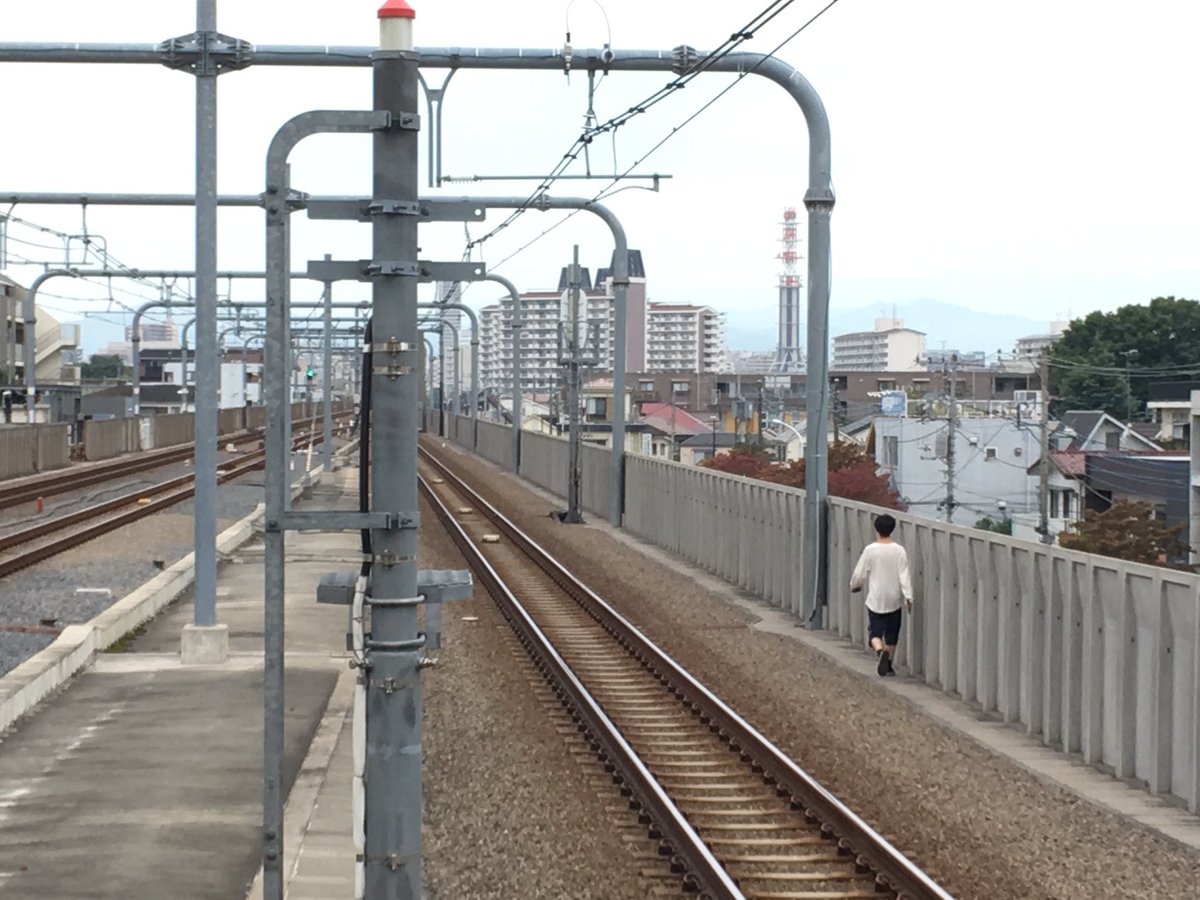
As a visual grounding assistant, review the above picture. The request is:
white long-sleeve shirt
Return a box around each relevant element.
[849,541,913,614]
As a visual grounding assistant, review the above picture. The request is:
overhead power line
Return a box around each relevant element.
[463,0,806,257]
[468,0,844,285]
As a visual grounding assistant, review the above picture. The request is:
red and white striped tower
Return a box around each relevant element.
[775,207,803,372]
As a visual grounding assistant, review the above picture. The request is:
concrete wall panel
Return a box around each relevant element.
[81,418,140,461]
[474,420,513,470]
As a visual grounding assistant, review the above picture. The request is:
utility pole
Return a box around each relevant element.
[1189,389,1199,567]
[831,377,840,444]
[669,387,678,461]
[757,381,765,449]
[321,254,333,473]
[944,353,958,524]
[559,245,588,523]
[366,3,422,896]
[1038,352,1053,543]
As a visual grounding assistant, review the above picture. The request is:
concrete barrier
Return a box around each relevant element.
[475,420,513,470]
[81,417,141,461]
[0,424,71,478]
[246,406,266,429]
[150,412,195,448]
[519,431,568,498]
[218,407,245,435]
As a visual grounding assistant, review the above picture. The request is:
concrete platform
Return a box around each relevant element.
[0,477,358,898]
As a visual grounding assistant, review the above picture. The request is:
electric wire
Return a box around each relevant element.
[463,0,805,256]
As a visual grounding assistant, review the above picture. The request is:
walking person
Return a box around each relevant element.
[849,513,913,677]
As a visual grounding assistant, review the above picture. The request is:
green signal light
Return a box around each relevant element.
[306,368,315,378]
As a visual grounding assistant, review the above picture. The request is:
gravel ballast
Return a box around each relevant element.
[426,439,1200,900]
[419,492,667,899]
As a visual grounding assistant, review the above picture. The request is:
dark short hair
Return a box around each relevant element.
[874,514,896,537]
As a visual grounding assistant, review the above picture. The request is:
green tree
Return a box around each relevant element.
[1052,297,1200,420]
[974,516,1013,535]
[1059,500,1192,569]
[81,353,129,381]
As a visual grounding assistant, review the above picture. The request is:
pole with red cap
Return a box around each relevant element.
[364,1,423,898]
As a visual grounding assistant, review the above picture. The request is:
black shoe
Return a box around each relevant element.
[877,651,889,677]
[884,655,897,677]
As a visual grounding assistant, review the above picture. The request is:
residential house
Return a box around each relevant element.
[1060,410,1162,453]
[1146,381,1199,445]
[874,416,1041,525]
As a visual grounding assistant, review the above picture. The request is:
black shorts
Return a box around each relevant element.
[867,609,902,646]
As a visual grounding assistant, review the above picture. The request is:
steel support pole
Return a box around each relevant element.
[23,269,78,423]
[322,254,334,473]
[366,15,423,895]
[191,0,220,632]
[422,336,436,417]
[261,108,387,900]
[418,316,459,429]
[181,317,196,403]
[416,301,477,442]
[483,274,522,471]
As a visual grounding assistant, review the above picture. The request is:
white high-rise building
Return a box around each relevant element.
[645,303,727,373]
[832,317,926,371]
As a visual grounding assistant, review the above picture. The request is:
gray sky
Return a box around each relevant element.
[3,0,1199,353]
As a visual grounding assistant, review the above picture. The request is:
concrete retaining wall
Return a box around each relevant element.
[580,442,612,521]
[519,431,568,498]
[218,408,244,435]
[475,420,513,470]
[246,406,266,429]
[150,412,195,448]
[81,418,141,461]
[0,424,70,479]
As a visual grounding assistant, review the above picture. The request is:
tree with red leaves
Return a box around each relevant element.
[701,442,903,509]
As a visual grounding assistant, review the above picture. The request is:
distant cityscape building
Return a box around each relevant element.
[125,316,178,344]
[727,350,778,374]
[645,303,727,373]
[925,348,987,369]
[479,251,734,395]
[1014,321,1068,360]
[831,317,926,372]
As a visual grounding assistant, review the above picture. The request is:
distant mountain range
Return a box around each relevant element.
[725,298,1055,356]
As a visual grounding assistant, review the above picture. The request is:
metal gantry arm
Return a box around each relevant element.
[483,273,524,471]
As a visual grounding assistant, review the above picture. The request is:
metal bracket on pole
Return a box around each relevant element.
[306,198,487,223]
[307,258,486,282]
[158,31,252,75]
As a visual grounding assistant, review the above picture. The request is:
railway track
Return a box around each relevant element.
[0,412,353,508]
[418,444,953,900]
[0,425,333,579]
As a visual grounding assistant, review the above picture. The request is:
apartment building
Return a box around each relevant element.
[645,303,728,373]
[2,276,82,388]
[831,317,925,371]
[1014,321,1067,361]
[478,251,658,395]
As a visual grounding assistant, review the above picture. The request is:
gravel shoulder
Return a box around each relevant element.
[426,438,1200,900]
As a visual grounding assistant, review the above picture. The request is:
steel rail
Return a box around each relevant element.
[0,412,352,507]
[417,462,743,900]
[418,443,953,900]
[0,426,332,580]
